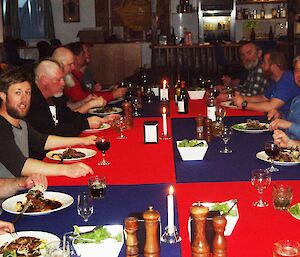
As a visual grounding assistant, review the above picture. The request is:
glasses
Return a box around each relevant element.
[220,126,233,153]
[115,116,127,139]
[264,141,280,173]
[77,192,93,222]
[251,169,271,207]
[95,137,110,166]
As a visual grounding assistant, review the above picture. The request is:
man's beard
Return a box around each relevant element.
[6,99,29,119]
[244,57,259,70]
[64,72,75,88]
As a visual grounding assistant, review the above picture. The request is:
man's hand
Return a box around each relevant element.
[270,119,292,131]
[87,116,103,129]
[88,96,107,109]
[0,220,15,234]
[102,114,120,124]
[63,163,94,178]
[112,88,127,99]
[267,109,281,121]
[19,174,48,191]
[233,92,244,108]
[80,135,97,146]
[273,129,294,148]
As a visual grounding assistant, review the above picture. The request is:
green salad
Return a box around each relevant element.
[73,226,122,244]
[288,203,300,219]
[211,202,238,216]
[178,139,204,147]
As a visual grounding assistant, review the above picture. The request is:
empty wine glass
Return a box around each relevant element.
[95,137,110,165]
[132,97,141,117]
[77,192,93,222]
[251,169,271,207]
[220,126,233,153]
[115,116,127,139]
[264,141,280,173]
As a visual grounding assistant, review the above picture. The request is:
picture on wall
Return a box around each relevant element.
[63,0,80,22]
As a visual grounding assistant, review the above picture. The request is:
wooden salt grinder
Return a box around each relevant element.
[213,215,227,257]
[122,101,133,129]
[124,216,139,257]
[143,206,160,257]
[190,205,210,257]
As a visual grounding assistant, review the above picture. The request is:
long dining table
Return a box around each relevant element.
[1,96,300,257]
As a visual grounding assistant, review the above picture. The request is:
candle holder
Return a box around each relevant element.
[159,132,172,140]
[161,225,181,244]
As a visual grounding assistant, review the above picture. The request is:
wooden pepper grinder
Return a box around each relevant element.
[204,118,212,143]
[122,101,133,129]
[190,205,210,257]
[213,215,227,257]
[143,206,160,257]
[124,216,139,257]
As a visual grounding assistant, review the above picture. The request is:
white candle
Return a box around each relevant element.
[162,107,167,136]
[167,185,174,230]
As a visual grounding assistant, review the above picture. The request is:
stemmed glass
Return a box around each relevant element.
[215,105,226,123]
[264,141,280,173]
[132,97,141,117]
[115,116,127,139]
[77,192,93,222]
[96,137,110,166]
[220,126,233,153]
[251,169,271,207]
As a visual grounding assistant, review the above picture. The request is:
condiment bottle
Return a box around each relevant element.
[195,114,205,140]
[122,101,133,129]
[205,118,213,143]
[143,206,160,257]
[125,217,139,257]
[190,205,210,257]
[213,215,227,257]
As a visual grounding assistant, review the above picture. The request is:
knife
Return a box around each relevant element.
[12,199,32,225]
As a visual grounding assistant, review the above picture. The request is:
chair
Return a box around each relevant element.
[36,40,52,60]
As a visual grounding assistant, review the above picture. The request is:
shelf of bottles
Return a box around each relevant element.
[176,0,195,13]
[236,0,287,4]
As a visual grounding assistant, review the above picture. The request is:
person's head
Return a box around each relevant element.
[293,55,300,87]
[239,42,262,70]
[82,44,91,65]
[0,67,31,119]
[35,59,65,98]
[65,42,85,70]
[52,47,75,74]
[261,49,288,78]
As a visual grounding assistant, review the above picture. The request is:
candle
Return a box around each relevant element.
[162,107,167,136]
[167,185,174,230]
[163,80,167,89]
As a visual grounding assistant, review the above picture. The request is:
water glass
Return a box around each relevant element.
[273,240,300,257]
[88,175,107,199]
[272,184,293,210]
[220,126,233,153]
[251,169,271,207]
[77,192,93,222]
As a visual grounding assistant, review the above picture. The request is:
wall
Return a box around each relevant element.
[51,0,96,44]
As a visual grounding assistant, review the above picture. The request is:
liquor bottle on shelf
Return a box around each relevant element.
[276,5,280,18]
[280,3,286,18]
[272,8,277,19]
[260,4,265,19]
[250,28,256,41]
[269,26,274,40]
[169,27,176,45]
[177,80,189,114]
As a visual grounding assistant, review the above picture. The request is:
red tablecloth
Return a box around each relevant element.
[47,117,176,186]
[176,181,300,257]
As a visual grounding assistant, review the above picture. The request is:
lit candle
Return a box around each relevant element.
[163,80,167,89]
[167,185,174,230]
[162,107,167,136]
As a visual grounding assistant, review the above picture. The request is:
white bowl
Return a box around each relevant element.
[188,90,206,100]
[177,140,208,161]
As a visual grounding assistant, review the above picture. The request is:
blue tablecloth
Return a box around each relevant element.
[172,116,300,183]
[1,184,181,257]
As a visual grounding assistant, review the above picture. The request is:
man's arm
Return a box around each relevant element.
[245,98,285,112]
[44,135,97,150]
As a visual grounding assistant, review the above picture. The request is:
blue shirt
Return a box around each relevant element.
[264,70,300,117]
[286,95,300,139]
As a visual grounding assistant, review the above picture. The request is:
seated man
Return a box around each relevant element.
[64,42,127,103]
[0,67,94,178]
[26,59,116,139]
[217,41,268,101]
[269,56,300,139]
[233,49,300,117]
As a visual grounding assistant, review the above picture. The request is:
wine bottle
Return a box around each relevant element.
[250,28,256,41]
[177,81,189,114]
[207,93,216,122]
[260,4,265,19]
[269,26,274,40]
[174,75,181,104]
[170,27,177,45]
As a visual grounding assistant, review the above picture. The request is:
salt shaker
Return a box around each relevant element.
[213,215,227,257]
[190,205,210,257]
[143,206,160,257]
[125,216,139,257]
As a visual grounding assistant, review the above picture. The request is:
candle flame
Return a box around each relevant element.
[162,106,166,114]
[169,185,174,195]
[162,79,167,89]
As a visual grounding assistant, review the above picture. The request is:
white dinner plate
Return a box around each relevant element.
[88,107,123,116]
[2,191,74,215]
[83,123,111,133]
[256,151,300,166]
[46,148,96,161]
[220,100,241,109]
[109,97,124,104]
[232,122,270,133]
[0,231,59,257]
[288,203,300,220]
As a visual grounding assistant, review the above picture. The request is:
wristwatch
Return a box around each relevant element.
[242,100,248,110]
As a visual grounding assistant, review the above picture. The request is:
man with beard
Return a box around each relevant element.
[233,49,300,117]
[52,47,106,113]
[0,67,95,178]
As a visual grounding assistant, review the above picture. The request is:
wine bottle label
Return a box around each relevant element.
[207,106,216,121]
[178,101,185,112]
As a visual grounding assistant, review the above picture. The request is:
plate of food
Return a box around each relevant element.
[46,148,96,161]
[220,100,241,109]
[256,148,300,166]
[88,107,123,116]
[83,123,111,133]
[2,190,74,215]
[232,119,269,133]
[288,203,300,220]
[0,231,59,257]
[109,97,124,105]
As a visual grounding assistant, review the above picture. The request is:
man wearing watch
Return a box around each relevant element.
[233,49,300,117]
